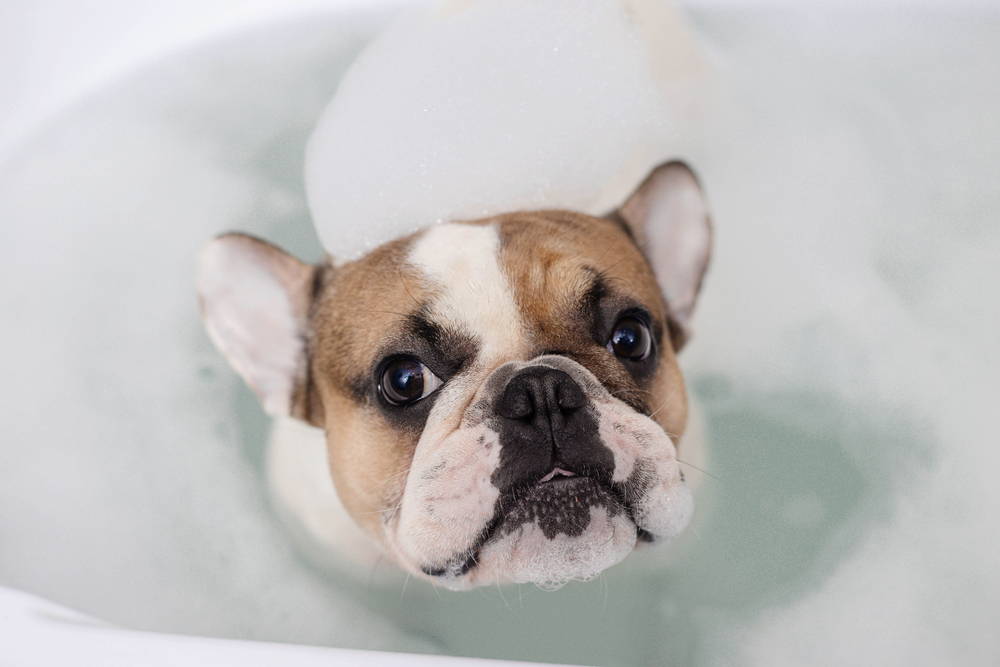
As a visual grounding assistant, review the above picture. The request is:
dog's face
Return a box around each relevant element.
[198,162,711,589]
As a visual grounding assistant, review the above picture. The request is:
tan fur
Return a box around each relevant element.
[496,210,689,441]
[307,233,433,536]
[297,211,688,549]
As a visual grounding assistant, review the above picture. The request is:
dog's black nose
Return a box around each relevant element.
[493,366,611,491]
[496,366,585,427]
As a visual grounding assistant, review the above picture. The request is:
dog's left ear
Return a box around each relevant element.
[197,233,319,420]
[615,161,712,350]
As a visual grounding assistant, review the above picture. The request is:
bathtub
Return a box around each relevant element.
[2,2,999,665]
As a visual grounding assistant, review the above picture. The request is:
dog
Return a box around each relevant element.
[197,161,711,590]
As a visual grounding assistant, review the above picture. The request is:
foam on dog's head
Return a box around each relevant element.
[305,0,706,259]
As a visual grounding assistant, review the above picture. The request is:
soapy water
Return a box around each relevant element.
[1,4,999,666]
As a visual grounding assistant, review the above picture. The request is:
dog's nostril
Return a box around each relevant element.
[503,391,533,420]
[497,377,536,421]
[556,378,585,411]
[496,367,585,422]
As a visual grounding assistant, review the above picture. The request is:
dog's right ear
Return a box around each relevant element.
[197,233,321,422]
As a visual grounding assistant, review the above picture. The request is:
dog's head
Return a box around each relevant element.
[198,162,711,589]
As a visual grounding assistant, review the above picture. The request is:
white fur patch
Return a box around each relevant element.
[594,398,692,539]
[391,421,502,570]
[407,223,525,360]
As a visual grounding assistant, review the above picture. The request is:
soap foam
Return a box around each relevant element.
[305,0,707,260]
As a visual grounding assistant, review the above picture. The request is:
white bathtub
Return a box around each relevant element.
[2,2,999,665]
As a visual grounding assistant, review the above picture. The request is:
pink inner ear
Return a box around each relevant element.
[197,235,313,417]
[620,162,712,343]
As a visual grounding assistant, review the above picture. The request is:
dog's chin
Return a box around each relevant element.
[450,477,639,590]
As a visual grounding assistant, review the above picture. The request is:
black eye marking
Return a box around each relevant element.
[405,308,479,378]
[377,355,443,407]
[579,269,609,346]
[407,311,446,347]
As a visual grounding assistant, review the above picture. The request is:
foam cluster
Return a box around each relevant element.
[305,0,705,259]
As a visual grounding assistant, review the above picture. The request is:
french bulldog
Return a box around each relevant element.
[197,161,711,590]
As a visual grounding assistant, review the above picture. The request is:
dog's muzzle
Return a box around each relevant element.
[492,365,614,490]
[394,356,691,588]
[426,365,630,577]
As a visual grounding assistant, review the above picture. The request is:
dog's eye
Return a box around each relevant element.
[607,317,652,361]
[378,356,443,406]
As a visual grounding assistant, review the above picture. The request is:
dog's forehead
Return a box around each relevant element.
[407,221,526,361]
[406,212,663,344]
[495,211,665,329]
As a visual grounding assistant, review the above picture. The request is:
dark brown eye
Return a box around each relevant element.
[607,317,652,361]
[378,356,442,406]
